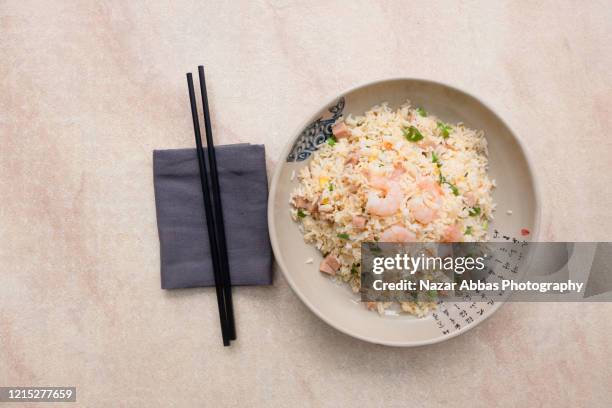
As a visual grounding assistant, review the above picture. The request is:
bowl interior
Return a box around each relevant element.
[269,79,540,346]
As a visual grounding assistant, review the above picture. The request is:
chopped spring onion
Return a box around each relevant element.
[432,151,441,167]
[468,207,481,217]
[416,107,427,117]
[438,174,459,196]
[437,121,452,138]
[337,233,350,240]
[403,126,424,142]
[297,209,306,218]
[465,226,473,235]
[327,136,337,146]
[329,184,334,191]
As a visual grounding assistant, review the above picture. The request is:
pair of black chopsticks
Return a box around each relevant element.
[186,66,236,346]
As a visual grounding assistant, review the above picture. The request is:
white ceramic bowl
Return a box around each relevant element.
[268,79,541,346]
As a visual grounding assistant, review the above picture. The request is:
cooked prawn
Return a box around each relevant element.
[367,173,389,191]
[410,197,438,224]
[442,224,463,242]
[418,179,444,197]
[366,173,403,216]
[380,225,416,242]
[367,187,402,216]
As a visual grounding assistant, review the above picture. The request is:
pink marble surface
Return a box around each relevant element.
[1,1,611,406]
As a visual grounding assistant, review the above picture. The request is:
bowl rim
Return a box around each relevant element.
[268,77,542,346]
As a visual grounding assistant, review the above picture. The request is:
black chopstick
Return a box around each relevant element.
[186,72,231,346]
[197,65,236,340]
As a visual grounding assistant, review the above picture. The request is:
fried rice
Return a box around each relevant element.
[290,101,495,316]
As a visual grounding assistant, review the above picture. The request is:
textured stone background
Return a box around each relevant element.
[1,1,611,406]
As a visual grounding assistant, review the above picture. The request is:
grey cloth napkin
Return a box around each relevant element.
[153,144,272,289]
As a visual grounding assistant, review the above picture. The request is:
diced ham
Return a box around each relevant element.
[348,183,359,193]
[310,194,321,212]
[292,194,319,213]
[332,122,351,139]
[352,215,367,229]
[319,254,341,275]
[292,196,310,209]
[344,152,360,166]
[340,176,359,193]
[464,192,477,207]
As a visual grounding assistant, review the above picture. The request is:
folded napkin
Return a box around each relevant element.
[153,144,272,289]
